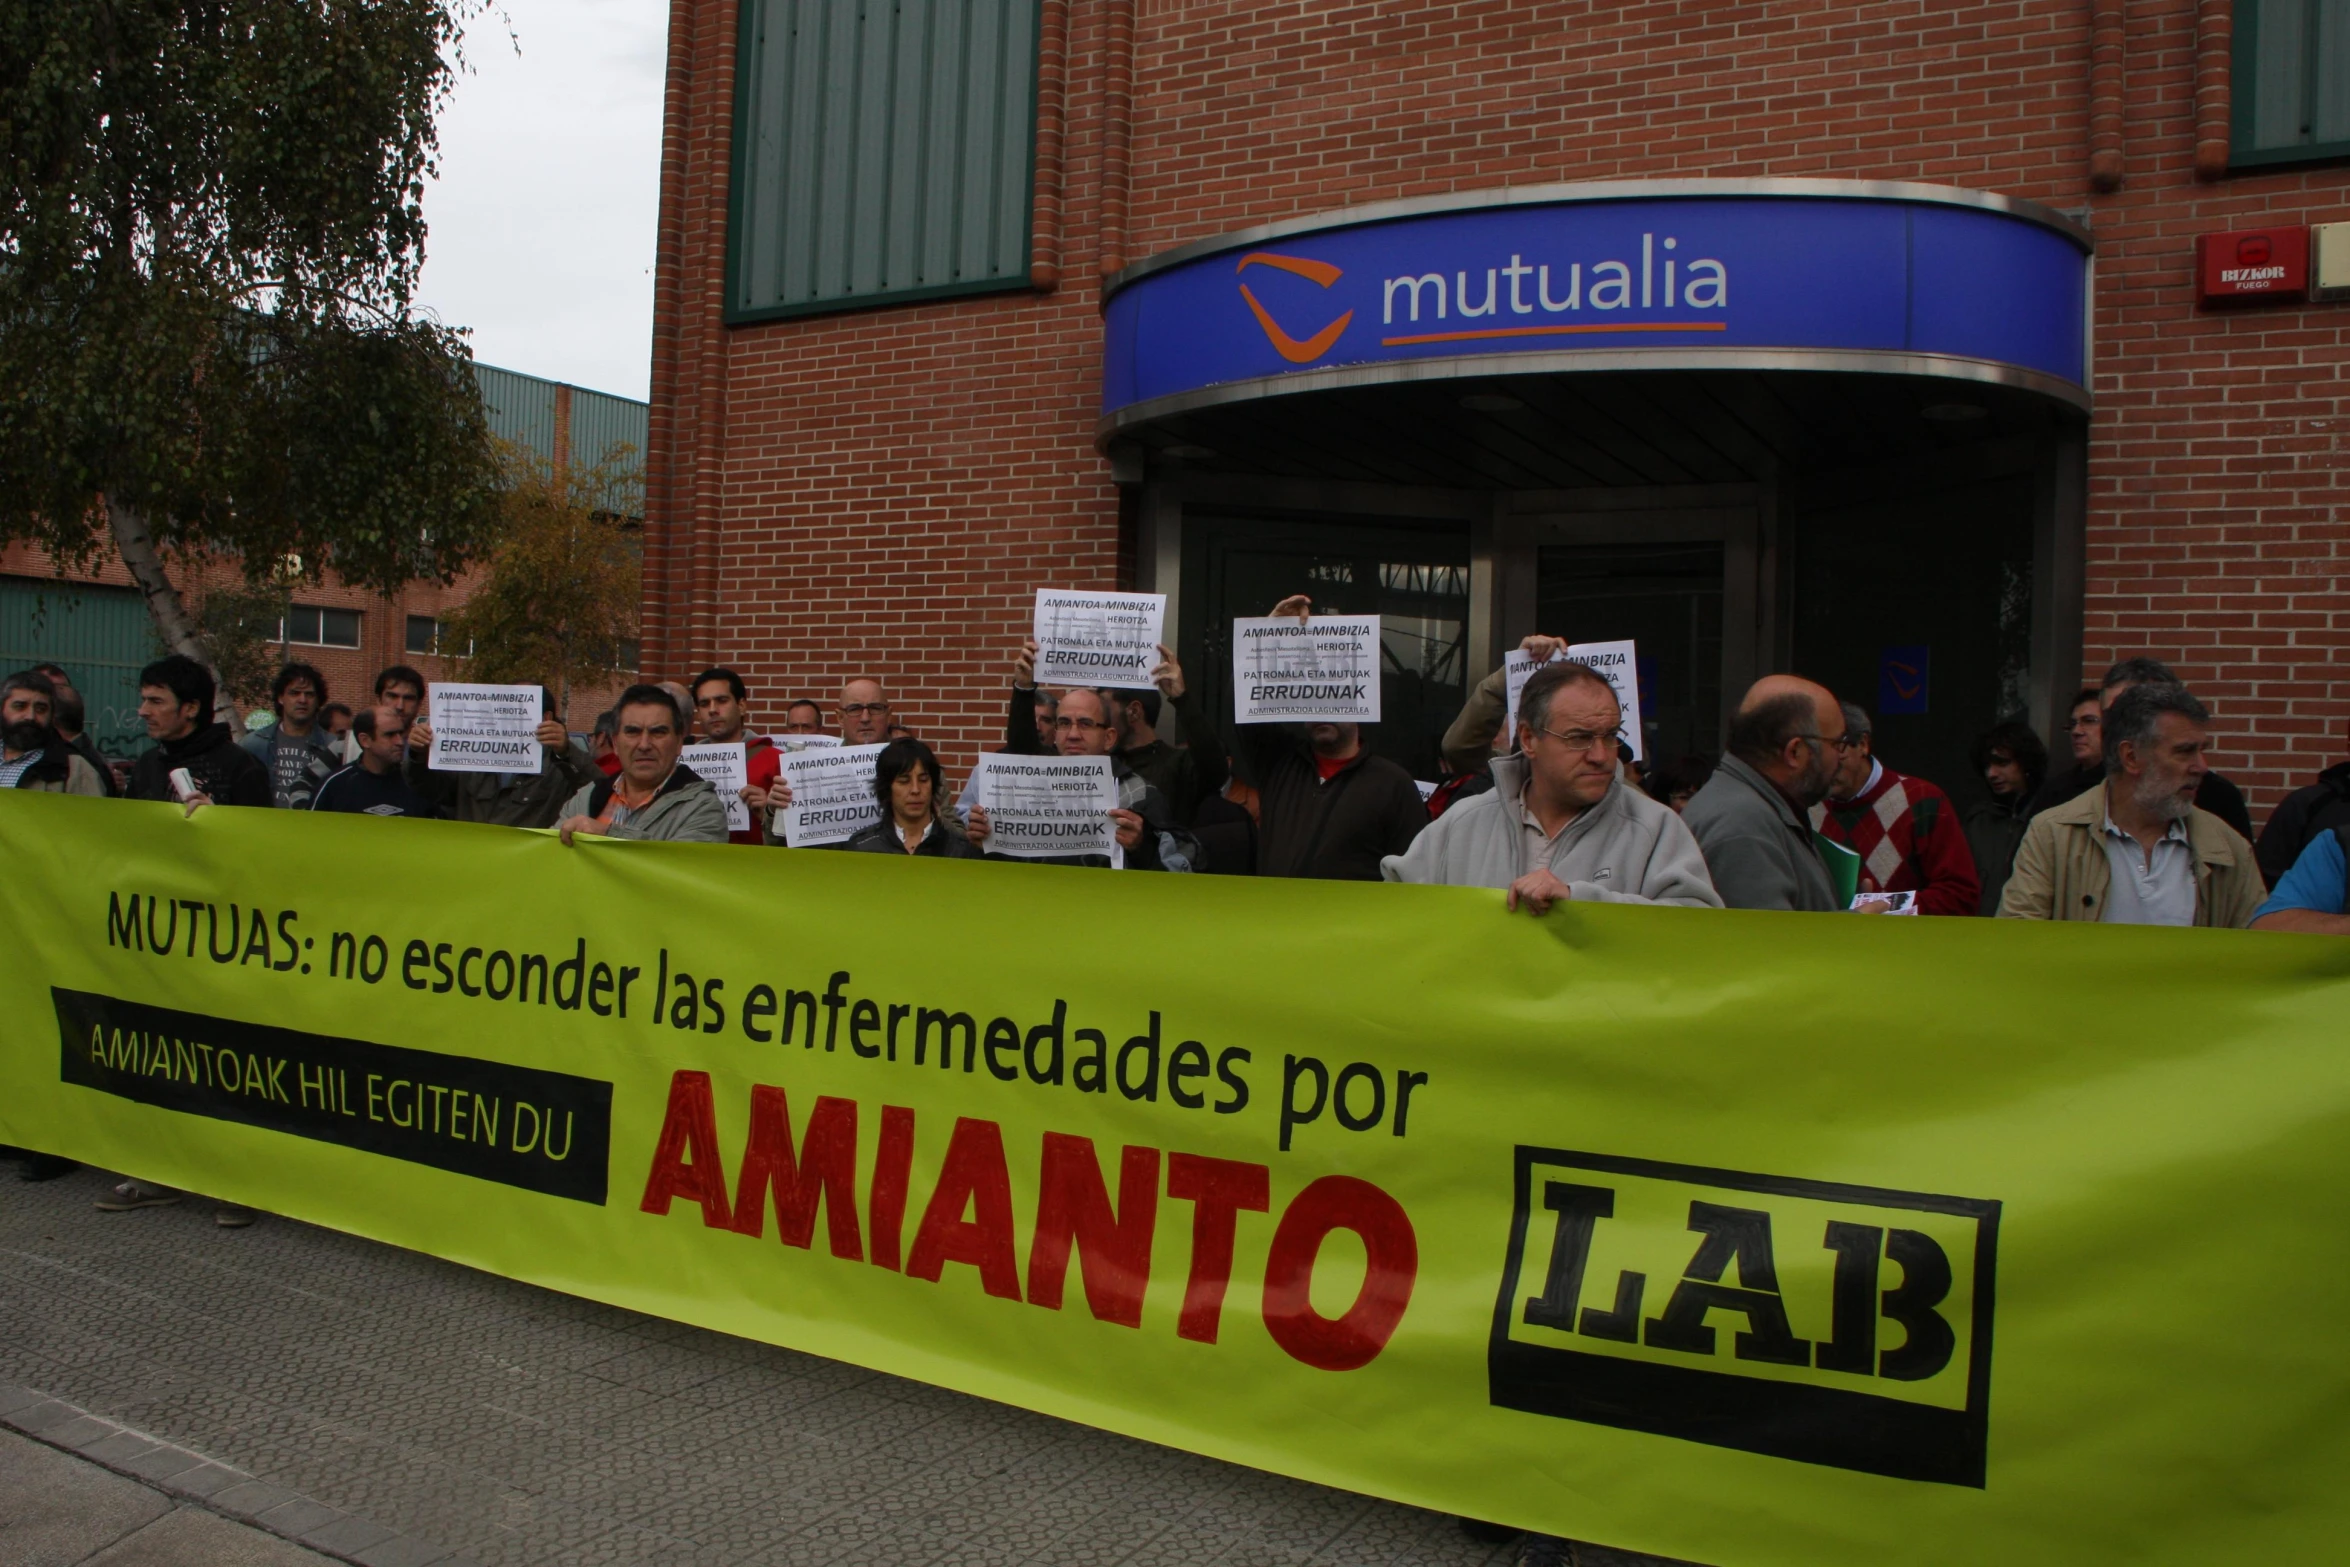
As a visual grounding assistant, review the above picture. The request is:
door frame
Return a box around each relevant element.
[1496,484,1767,743]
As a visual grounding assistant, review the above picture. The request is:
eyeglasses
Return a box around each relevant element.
[1800,732,1860,753]
[840,702,890,716]
[1535,724,1624,755]
[1052,716,1111,733]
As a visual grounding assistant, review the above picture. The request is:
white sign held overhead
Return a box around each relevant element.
[426,683,544,773]
[1503,640,1644,762]
[1231,615,1381,724]
[680,741,750,833]
[968,753,1120,861]
[770,733,843,753]
[778,744,887,847]
[1032,590,1167,688]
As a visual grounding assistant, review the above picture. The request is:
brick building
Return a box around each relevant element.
[644,0,2349,812]
[0,365,647,759]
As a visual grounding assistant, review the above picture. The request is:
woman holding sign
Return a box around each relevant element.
[842,739,982,858]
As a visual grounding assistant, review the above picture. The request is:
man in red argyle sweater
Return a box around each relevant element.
[1810,702,1983,915]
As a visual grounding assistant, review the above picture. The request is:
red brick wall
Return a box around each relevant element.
[650,0,2350,811]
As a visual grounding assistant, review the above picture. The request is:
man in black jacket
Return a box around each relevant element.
[2254,726,2350,888]
[2024,657,2255,845]
[1233,595,1426,881]
[124,656,272,809]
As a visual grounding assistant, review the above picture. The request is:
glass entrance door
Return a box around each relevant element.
[1536,541,1725,762]
[1179,512,1471,779]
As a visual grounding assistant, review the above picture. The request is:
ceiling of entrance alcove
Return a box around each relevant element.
[1116,368,2080,491]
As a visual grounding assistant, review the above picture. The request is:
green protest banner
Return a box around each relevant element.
[2,792,2344,1565]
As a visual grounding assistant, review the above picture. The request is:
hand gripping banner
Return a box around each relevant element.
[3,793,2346,1565]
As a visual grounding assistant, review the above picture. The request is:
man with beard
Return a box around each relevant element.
[1682,675,1852,911]
[692,666,783,844]
[0,671,108,796]
[31,662,120,794]
[2000,683,2261,926]
[124,656,272,809]
[238,662,340,810]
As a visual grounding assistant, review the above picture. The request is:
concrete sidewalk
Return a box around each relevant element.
[0,1425,334,1566]
[0,1166,1570,1567]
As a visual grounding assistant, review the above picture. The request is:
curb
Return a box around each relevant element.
[0,1381,470,1567]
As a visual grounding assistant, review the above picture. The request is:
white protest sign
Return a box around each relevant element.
[1231,615,1381,723]
[771,733,842,753]
[778,743,887,847]
[426,683,544,773]
[969,752,1120,860]
[1503,639,1645,762]
[680,741,749,833]
[1032,590,1167,687]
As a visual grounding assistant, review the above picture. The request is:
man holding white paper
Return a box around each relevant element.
[988,669,1194,871]
[1229,596,1426,881]
[1443,633,1647,775]
[414,685,595,829]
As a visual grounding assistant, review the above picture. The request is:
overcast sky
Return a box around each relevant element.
[413,0,667,401]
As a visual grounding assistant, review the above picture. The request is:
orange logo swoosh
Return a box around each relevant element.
[1236,251,1351,364]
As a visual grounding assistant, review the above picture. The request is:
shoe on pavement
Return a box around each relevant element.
[1515,1536,1579,1567]
[94,1181,182,1211]
[214,1205,257,1228]
[18,1154,78,1182]
[1459,1518,1525,1546]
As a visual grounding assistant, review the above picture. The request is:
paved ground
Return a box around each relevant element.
[0,1166,1606,1567]
[0,1426,335,1566]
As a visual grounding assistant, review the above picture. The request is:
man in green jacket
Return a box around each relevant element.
[1998,683,2261,927]
[556,686,728,845]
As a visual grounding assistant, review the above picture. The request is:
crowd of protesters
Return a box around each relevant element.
[11,598,2350,1228]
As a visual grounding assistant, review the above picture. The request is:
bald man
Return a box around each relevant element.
[1682,675,1852,911]
[839,677,892,746]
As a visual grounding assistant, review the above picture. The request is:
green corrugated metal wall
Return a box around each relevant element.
[476,363,562,458]
[0,578,162,761]
[571,387,650,517]
[731,0,1040,319]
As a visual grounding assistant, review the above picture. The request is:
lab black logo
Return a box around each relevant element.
[1488,1148,1999,1487]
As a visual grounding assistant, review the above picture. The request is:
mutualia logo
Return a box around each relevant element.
[1235,251,1353,364]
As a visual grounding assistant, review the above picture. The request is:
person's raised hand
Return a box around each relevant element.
[739,784,771,810]
[558,814,610,847]
[1506,866,1574,914]
[180,792,214,819]
[768,777,794,809]
[1109,807,1144,850]
[1013,638,1039,690]
[1151,644,1186,700]
[535,718,568,748]
[965,804,992,844]
[1268,594,1313,623]
[1519,634,1569,664]
[408,719,434,751]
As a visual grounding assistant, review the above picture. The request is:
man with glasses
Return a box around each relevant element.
[1382,660,1719,909]
[1810,702,1981,915]
[838,678,893,746]
[992,647,1197,871]
[1683,675,1852,911]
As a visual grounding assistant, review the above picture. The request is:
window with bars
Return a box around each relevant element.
[2233,0,2350,168]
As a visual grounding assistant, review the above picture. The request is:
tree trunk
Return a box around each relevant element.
[106,493,217,693]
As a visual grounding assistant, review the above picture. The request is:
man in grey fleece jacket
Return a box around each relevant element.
[1681,675,1849,911]
[1383,661,1720,909]
[555,685,729,845]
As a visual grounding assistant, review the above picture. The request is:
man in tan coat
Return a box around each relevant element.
[1999,682,2261,927]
